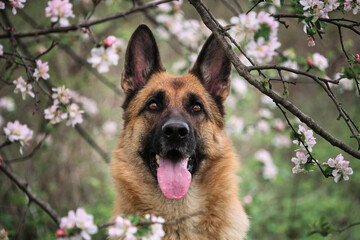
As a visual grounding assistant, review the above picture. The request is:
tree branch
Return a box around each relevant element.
[188,0,360,159]
[0,0,177,39]
[0,159,60,225]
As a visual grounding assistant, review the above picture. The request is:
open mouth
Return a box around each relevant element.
[151,152,195,172]
[149,151,195,200]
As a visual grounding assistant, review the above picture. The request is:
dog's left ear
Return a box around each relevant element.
[122,24,164,94]
[190,34,231,102]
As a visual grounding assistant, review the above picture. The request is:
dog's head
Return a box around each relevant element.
[120,24,231,200]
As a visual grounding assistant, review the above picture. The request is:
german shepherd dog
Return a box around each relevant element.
[111,24,249,239]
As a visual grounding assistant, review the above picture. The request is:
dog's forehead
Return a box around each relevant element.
[146,72,205,96]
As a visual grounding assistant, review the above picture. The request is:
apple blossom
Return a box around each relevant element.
[52,86,71,105]
[261,95,276,109]
[323,154,353,182]
[257,119,271,133]
[44,104,68,125]
[291,151,310,173]
[3,120,33,145]
[66,103,84,127]
[226,116,244,136]
[60,208,97,240]
[13,76,35,100]
[0,1,4,9]
[307,35,315,47]
[45,0,75,26]
[312,53,328,71]
[0,44,3,55]
[69,91,98,116]
[87,46,119,73]
[292,125,317,152]
[142,215,166,240]
[33,60,50,81]
[9,0,26,15]
[108,216,138,239]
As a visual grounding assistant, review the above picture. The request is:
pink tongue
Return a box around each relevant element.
[157,157,192,200]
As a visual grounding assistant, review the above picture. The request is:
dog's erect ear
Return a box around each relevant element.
[190,35,231,102]
[122,24,163,94]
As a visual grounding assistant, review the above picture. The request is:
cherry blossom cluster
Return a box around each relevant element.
[57,208,98,240]
[108,216,137,239]
[301,0,359,22]
[323,153,354,182]
[108,214,165,240]
[57,208,165,240]
[13,76,35,100]
[45,0,74,26]
[3,120,33,154]
[230,11,281,64]
[155,1,210,49]
[44,86,84,127]
[291,125,353,182]
[0,0,26,15]
[87,36,125,73]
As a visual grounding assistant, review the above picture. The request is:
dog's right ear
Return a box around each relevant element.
[121,24,163,94]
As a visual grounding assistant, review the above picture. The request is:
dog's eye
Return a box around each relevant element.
[192,104,201,112]
[148,101,158,110]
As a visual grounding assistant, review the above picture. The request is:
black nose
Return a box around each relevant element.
[162,120,190,141]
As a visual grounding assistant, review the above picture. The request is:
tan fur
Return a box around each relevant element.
[111,72,249,240]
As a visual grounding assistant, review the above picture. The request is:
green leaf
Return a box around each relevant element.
[254,23,271,42]
[324,166,334,177]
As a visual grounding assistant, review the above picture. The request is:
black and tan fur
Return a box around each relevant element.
[111,24,249,240]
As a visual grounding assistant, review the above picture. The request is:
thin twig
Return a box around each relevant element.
[188,0,360,159]
[0,159,60,225]
[0,0,177,39]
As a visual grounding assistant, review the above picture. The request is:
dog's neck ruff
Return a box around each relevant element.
[157,156,191,200]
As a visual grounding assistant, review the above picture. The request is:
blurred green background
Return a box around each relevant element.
[1,0,360,239]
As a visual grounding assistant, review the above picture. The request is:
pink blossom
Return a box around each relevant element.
[33,60,50,81]
[44,104,68,124]
[66,103,84,127]
[60,208,97,240]
[0,1,5,9]
[291,151,309,173]
[142,215,165,240]
[247,37,281,64]
[45,0,74,26]
[104,35,117,47]
[69,91,98,116]
[312,52,328,71]
[60,210,76,229]
[356,53,360,63]
[87,46,120,73]
[108,216,138,239]
[9,0,26,15]
[13,76,34,100]
[307,36,315,47]
[3,120,33,145]
[292,125,316,152]
[306,57,314,66]
[52,86,71,104]
[323,153,353,183]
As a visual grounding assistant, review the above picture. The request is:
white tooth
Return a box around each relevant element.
[156,155,160,165]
